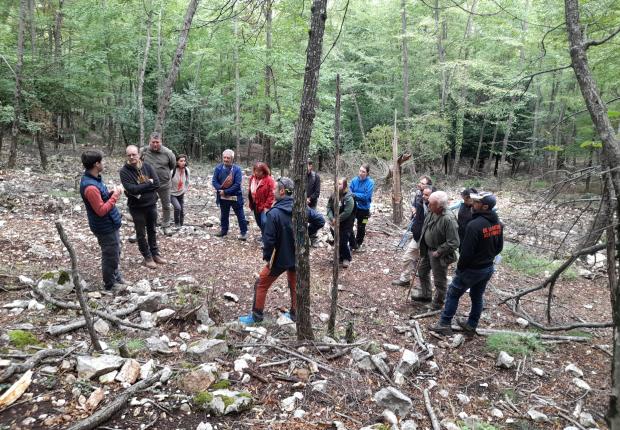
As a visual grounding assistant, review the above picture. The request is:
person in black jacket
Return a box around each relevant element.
[239,177,324,325]
[430,192,503,336]
[306,159,321,209]
[392,186,432,286]
[120,145,166,269]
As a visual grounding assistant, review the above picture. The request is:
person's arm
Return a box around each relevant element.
[340,195,354,220]
[120,167,156,195]
[262,211,278,261]
[354,178,374,206]
[212,165,222,190]
[448,200,462,211]
[223,166,242,195]
[496,222,504,255]
[262,178,275,211]
[84,186,120,216]
[437,216,460,256]
[168,150,176,171]
[457,222,479,270]
[145,163,160,188]
[310,174,321,200]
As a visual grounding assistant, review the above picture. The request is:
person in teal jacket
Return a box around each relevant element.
[349,164,374,252]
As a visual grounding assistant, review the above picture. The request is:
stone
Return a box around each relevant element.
[187,339,228,361]
[373,387,413,416]
[140,359,155,380]
[18,275,35,286]
[207,325,228,340]
[440,419,460,430]
[40,366,58,374]
[516,317,529,328]
[319,313,329,322]
[293,409,306,418]
[572,378,591,391]
[180,403,191,414]
[76,355,125,379]
[565,363,584,377]
[532,367,544,376]
[439,389,449,398]
[401,420,417,430]
[135,292,168,312]
[128,279,151,295]
[175,275,198,287]
[579,412,596,427]
[332,421,348,430]
[223,292,239,302]
[196,423,213,430]
[234,359,249,373]
[27,300,45,311]
[527,409,549,422]
[383,409,398,426]
[394,349,420,381]
[3,300,30,308]
[37,272,77,297]
[160,366,172,383]
[451,334,465,348]
[140,311,155,327]
[85,388,105,410]
[21,417,36,426]
[98,371,118,384]
[145,336,172,354]
[456,393,470,405]
[311,380,327,393]
[496,351,515,369]
[383,343,401,352]
[276,315,296,334]
[196,305,215,326]
[196,389,253,416]
[155,308,176,321]
[491,408,503,419]
[351,348,373,371]
[281,395,298,412]
[93,319,110,336]
[370,355,390,375]
[116,359,141,384]
[179,332,191,340]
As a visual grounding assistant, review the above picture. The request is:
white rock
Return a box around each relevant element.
[241,373,251,384]
[572,378,591,391]
[276,315,296,334]
[196,422,213,430]
[18,275,35,286]
[2,300,30,308]
[27,300,45,311]
[93,319,110,336]
[383,343,401,352]
[281,395,298,412]
[21,417,36,426]
[439,389,449,398]
[159,366,172,383]
[565,363,584,377]
[319,313,330,322]
[491,408,504,418]
[451,334,465,348]
[373,387,412,417]
[516,317,529,328]
[293,409,306,418]
[116,359,141,384]
[155,308,175,320]
[129,279,151,294]
[527,409,549,422]
[456,393,470,405]
[496,351,515,369]
[98,371,118,384]
[311,380,327,392]
[234,359,249,373]
[76,355,125,379]
[223,292,239,302]
[187,339,228,361]
[401,420,417,430]
[532,367,544,376]
[179,332,191,340]
[383,268,390,274]
[579,412,596,427]
[457,411,468,419]
[382,409,398,425]
[140,359,155,380]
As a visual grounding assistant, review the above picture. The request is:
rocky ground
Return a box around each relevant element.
[0,149,612,430]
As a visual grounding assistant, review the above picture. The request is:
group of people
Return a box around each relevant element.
[80,137,503,335]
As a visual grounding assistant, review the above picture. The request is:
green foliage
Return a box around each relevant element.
[502,243,577,279]
[486,333,545,356]
[193,391,213,407]
[579,140,603,150]
[364,125,393,160]
[8,330,41,349]
[210,379,231,390]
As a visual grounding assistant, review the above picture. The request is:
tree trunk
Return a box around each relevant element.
[154,0,200,135]
[486,122,499,175]
[262,0,272,166]
[352,93,365,142]
[8,0,27,169]
[585,148,593,193]
[137,11,153,148]
[36,131,47,171]
[434,0,447,110]
[472,118,486,174]
[291,0,328,341]
[328,74,341,337]
[28,0,36,55]
[497,108,515,189]
[234,16,241,161]
[564,1,620,427]
[392,110,403,224]
[157,3,163,93]
[401,0,409,120]
[452,102,464,176]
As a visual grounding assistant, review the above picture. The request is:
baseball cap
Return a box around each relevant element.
[470,191,496,209]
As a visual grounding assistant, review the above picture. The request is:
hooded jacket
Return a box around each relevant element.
[457,210,504,270]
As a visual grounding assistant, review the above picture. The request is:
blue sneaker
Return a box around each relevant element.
[282,312,296,322]
[239,314,258,325]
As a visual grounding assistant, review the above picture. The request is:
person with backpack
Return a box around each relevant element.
[327,178,356,268]
[349,163,374,252]
[170,154,190,228]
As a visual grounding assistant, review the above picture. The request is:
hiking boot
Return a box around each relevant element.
[215,231,227,237]
[143,257,157,269]
[237,233,248,241]
[342,260,351,268]
[153,255,167,265]
[429,322,453,336]
[391,278,410,287]
[411,289,432,302]
[457,317,476,336]
[239,314,262,325]
[128,234,137,243]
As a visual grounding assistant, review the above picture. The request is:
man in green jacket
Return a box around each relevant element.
[140,132,176,236]
[415,190,460,309]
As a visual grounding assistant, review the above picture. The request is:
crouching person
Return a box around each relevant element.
[80,150,126,292]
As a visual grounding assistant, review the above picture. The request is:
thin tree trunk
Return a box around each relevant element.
[28,0,36,55]
[328,74,341,338]
[434,0,447,110]
[564,2,620,427]
[8,0,27,168]
[157,3,163,93]
[234,16,241,161]
[497,108,515,189]
[352,93,365,142]
[486,122,499,174]
[36,130,47,171]
[401,0,409,120]
[291,0,328,341]
[137,11,153,148]
[262,0,272,166]
[585,148,593,193]
[472,118,486,174]
[392,110,403,224]
[452,102,464,176]
[154,0,200,135]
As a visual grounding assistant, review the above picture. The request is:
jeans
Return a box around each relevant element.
[130,205,159,259]
[252,264,296,321]
[349,208,370,248]
[219,199,248,235]
[156,184,172,228]
[253,210,267,235]
[418,253,449,304]
[95,229,122,289]
[171,194,185,226]
[440,265,495,328]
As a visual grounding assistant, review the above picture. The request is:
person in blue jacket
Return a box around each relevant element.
[211,149,248,240]
[349,164,374,252]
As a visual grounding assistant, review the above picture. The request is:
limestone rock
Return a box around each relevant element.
[85,387,104,411]
[98,371,117,384]
[187,339,228,361]
[196,305,215,326]
[223,292,239,302]
[128,279,151,295]
[579,412,596,427]
[140,359,155,380]
[196,423,213,430]
[401,419,417,430]
[383,343,401,352]
[572,378,591,391]
[373,387,412,417]
[451,334,465,348]
[496,351,515,369]
[76,355,125,379]
[179,363,218,394]
[93,319,110,336]
[135,292,168,312]
[116,359,141,384]
[276,315,296,334]
[456,393,470,405]
[491,408,503,419]
[351,348,373,371]
[393,349,420,381]
[281,392,303,412]
[195,389,253,416]
[319,313,329,322]
[146,336,172,354]
[565,363,584,377]
[532,367,544,377]
[516,317,529,328]
[527,409,549,422]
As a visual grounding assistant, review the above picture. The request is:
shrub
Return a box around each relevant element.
[8,330,41,349]
[502,243,577,279]
[486,333,544,356]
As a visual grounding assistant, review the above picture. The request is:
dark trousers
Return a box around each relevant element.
[418,253,449,305]
[171,194,185,226]
[95,229,122,289]
[130,205,159,259]
[441,266,494,329]
[253,209,267,235]
[331,226,353,262]
[219,199,248,235]
[349,208,370,248]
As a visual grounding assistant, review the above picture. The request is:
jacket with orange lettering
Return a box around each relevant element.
[457,210,503,271]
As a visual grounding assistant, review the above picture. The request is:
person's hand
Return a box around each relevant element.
[307,198,311,205]
[114,185,124,195]
[432,251,440,258]
[219,190,225,196]
[148,178,154,184]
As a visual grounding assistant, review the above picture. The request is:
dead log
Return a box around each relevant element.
[235,343,333,373]
[423,388,441,430]
[55,221,102,351]
[471,328,590,342]
[0,370,32,408]
[0,348,71,383]
[47,305,142,335]
[66,370,163,430]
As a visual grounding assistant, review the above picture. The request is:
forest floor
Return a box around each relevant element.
[0,150,612,430]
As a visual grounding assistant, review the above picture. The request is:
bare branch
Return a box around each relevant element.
[584,24,620,49]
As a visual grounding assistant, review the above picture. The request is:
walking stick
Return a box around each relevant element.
[405,258,421,301]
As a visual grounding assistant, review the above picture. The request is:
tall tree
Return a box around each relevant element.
[291,0,328,341]
[234,16,241,159]
[137,10,153,148]
[328,74,341,337]
[8,0,27,168]
[262,0,272,166]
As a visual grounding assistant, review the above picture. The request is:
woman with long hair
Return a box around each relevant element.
[248,162,276,240]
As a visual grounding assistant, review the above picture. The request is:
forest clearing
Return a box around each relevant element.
[0,0,619,429]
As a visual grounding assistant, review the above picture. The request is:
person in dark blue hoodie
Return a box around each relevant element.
[239,177,324,325]
[349,163,374,252]
[430,192,504,336]
[79,149,125,291]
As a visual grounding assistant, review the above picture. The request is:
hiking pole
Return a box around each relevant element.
[405,258,421,301]
[397,219,414,249]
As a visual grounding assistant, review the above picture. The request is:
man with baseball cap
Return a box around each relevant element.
[430,191,504,336]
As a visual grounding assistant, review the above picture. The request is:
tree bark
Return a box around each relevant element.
[36,130,47,171]
[472,118,486,174]
[154,0,200,135]
[137,11,153,149]
[434,0,447,110]
[328,74,341,338]
[28,0,36,55]
[401,0,409,120]
[392,110,403,224]
[497,108,515,189]
[452,102,464,176]
[8,0,27,169]
[291,0,328,341]
[352,93,365,142]
[234,16,241,160]
[262,0,272,166]
[486,121,499,174]
[564,1,620,426]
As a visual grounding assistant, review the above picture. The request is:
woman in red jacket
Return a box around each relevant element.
[248,162,276,239]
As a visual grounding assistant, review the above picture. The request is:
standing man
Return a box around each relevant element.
[392,186,432,286]
[140,132,176,236]
[120,145,166,269]
[79,150,125,291]
[239,177,324,324]
[416,191,459,309]
[430,192,503,335]
[449,187,477,242]
[349,163,374,252]
[212,149,248,240]
[306,159,321,209]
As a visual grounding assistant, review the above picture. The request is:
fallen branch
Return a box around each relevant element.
[0,348,72,383]
[471,328,590,342]
[423,389,441,430]
[235,343,333,373]
[503,304,612,332]
[66,370,164,430]
[56,221,102,351]
[410,309,441,319]
[47,305,142,335]
[245,368,269,383]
